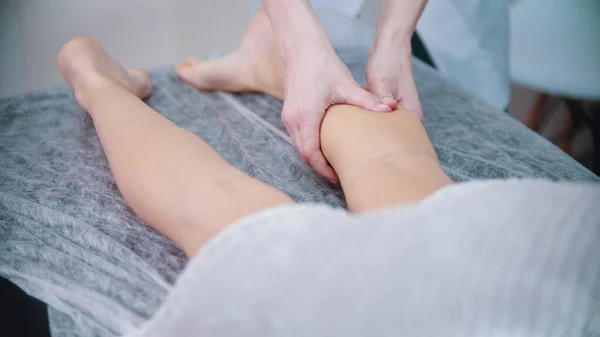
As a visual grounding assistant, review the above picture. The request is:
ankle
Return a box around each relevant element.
[72,72,118,112]
[245,57,285,100]
[251,74,284,100]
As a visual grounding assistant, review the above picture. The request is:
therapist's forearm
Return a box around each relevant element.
[375,0,428,49]
[261,0,334,61]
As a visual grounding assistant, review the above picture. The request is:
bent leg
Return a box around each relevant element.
[59,38,292,257]
[176,8,451,213]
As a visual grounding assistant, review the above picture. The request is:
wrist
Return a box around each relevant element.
[287,28,333,55]
[375,0,426,49]
[370,33,412,61]
[284,32,336,67]
[264,1,333,59]
[376,20,413,47]
[378,7,417,43]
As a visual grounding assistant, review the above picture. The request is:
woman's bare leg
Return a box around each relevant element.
[320,105,451,212]
[58,38,292,257]
[178,8,452,213]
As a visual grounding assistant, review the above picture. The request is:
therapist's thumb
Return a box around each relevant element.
[334,85,393,112]
[367,83,399,110]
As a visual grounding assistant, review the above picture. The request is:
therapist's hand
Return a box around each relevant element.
[366,0,427,121]
[261,0,394,182]
[366,41,423,121]
[283,46,393,182]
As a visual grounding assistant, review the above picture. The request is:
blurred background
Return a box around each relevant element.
[0,0,598,169]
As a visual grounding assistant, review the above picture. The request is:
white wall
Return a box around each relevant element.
[0,0,249,98]
[0,0,386,98]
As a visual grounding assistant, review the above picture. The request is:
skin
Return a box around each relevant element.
[176,6,449,208]
[259,2,394,182]
[58,38,294,257]
[58,32,450,257]
[179,3,427,180]
[177,7,445,211]
[188,1,427,182]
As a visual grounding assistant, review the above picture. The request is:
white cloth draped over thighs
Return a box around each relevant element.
[128,180,600,337]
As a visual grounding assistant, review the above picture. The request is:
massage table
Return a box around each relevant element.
[1,48,598,336]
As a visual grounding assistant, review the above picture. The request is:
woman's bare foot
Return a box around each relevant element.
[176,8,285,100]
[58,37,152,112]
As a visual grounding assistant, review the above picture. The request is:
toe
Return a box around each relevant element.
[176,56,200,72]
[183,56,199,65]
[176,64,201,88]
[175,57,206,86]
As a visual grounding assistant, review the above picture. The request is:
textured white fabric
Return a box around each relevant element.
[129,179,600,337]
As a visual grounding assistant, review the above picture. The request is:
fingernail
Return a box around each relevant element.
[382,97,397,106]
[376,104,392,112]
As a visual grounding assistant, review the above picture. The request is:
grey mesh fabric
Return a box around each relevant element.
[129,179,600,337]
[0,48,598,337]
